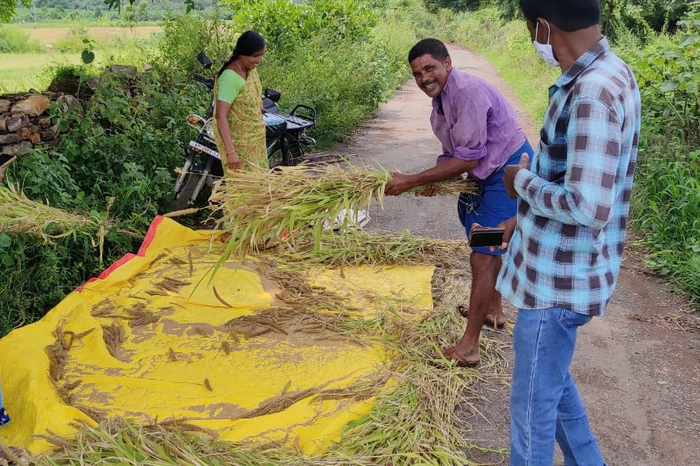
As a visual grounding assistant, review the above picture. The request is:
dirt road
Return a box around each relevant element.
[338,44,700,465]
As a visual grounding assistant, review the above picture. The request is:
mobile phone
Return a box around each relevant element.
[0,154,15,170]
[469,227,505,248]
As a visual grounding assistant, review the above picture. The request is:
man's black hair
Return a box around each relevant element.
[519,0,600,32]
[408,38,449,64]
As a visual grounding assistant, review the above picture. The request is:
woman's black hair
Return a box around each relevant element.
[217,30,266,78]
[519,0,600,32]
[408,38,449,64]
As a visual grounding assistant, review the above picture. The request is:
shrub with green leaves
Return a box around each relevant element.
[625,12,700,146]
[0,230,139,337]
[158,11,238,76]
[223,0,378,53]
[53,25,100,52]
[261,30,413,147]
[0,24,45,53]
[622,10,700,304]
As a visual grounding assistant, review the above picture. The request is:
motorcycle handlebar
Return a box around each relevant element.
[194,74,215,90]
[290,104,316,123]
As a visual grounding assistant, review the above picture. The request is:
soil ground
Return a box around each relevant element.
[334,44,700,465]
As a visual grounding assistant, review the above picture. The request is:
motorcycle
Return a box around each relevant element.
[173,51,317,210]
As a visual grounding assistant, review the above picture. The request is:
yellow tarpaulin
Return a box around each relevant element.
[0,217,435,454]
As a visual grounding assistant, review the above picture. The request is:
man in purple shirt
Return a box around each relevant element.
[385,38,533,367]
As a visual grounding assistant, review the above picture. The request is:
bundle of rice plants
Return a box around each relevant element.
[208,164,477,261]
[0,184,94,239]
[275,228,470,268]
[209,164,387,257]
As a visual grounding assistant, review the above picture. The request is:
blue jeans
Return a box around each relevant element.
[458,140,534,256]
[510,307,605,466]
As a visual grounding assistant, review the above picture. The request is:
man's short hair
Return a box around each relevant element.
[519,0,600,32]
[408,38,450,64]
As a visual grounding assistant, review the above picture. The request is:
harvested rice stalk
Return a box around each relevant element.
[155,277,191,293]
[212,286,232,307]
[237,385,329,419]
[208,164,390,260]
[125,303,159,327]
[102,323,126,359]
[281,380,291,396]
[193,326,214,337]
[276,228,470,268]
[429,177,479,195]
[0,184,95,238]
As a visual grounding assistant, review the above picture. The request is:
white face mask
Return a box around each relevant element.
[533,20,560,67]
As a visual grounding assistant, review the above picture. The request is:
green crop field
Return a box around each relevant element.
[21,25,161,46]
[0,25,161,92]
[0,53,79,92]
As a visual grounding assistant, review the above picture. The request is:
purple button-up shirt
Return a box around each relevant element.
[432,68,526,180]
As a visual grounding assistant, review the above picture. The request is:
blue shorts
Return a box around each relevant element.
[458,140,534,256]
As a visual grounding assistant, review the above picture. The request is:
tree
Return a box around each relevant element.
[103,0,194,14]
[1,0,30,21]
[0,0,192,21]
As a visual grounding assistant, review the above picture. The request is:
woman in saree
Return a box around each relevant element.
[214,30,268,172]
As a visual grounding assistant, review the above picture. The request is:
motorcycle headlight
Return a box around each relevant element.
[203,119,215,139]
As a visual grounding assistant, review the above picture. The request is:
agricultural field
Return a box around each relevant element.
[21,25,161,46]
[0,25,161,92]
[0,53,80,92]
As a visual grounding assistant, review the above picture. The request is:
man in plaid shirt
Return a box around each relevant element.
[496,0,641,464]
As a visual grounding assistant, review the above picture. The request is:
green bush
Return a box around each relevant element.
[53,25,100,52]
[158,11,237,76]
[223,0,378,53]
[631,148,700,304]
[0,231,139,337]
[625,12,700,146]
[261,27,413,147]
[0,25,45,53]
[48,66,201,230]
[623,11,700,304]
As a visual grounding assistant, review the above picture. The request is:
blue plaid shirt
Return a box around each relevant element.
[496,38,641,316]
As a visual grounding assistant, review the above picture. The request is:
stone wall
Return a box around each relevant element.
[0,91,79,157]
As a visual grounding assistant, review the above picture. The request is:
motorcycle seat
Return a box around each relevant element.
[281,114,315,131]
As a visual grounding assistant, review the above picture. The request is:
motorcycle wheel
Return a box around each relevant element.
[174,174,199,211]
[268,149,285,168]
[288,142,304,164]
